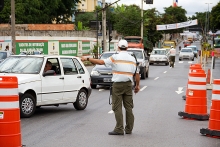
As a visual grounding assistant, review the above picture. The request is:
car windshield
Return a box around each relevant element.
[124,38,141,43]
[127,50,143,59]
[0,52,7,60]
[0,56,43,74]
[181,49,192,52]
[151,50,166,55]
[188,47,197,51]
[100,53,115,59]
[163,43,174,46]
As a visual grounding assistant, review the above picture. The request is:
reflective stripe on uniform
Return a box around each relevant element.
[188,77,206,82]
[212,94,220,100]
[0,101,19,109]
[112,71,133,76]
[114,60,136,66]
[213,84,220,91]
[0,88,18,95]
[188,84,206,90]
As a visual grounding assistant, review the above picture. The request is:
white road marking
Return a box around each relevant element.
[154,77,159,80]
[140,86,147,91]
[179,61,183,63]
[99,89,105,91]
[108,110,114,114]
[188,61,193,64]
[164,71,167,73]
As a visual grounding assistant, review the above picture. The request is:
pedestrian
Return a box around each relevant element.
[5,45,9,51]
[81,39,140,135]
[168,46,176,68]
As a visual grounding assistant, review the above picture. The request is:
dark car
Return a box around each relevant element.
[90,51,115,89]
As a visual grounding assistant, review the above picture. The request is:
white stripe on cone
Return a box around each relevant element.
[0,101,19,109]
[188,77,206,82]
[0,88,18,95]
[188,84,206,90]
[213,84,220,91]
[212,94,220,100]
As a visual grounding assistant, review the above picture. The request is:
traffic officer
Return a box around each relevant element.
[81,39,140,135]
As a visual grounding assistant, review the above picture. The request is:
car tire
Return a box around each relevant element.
[91,84,97,89]
[74,89,88,110]
[141,67,146,79]
[179,58,181,61]
[165,62,169,66]
[20,93,36,118]
[192,58,194,61]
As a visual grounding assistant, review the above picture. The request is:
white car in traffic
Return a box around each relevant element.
[0,55,92,118]
[179,48,194,61]
[149,48,169,66]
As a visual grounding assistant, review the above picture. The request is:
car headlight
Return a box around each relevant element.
[91,70,100,76]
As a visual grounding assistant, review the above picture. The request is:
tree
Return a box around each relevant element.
[210,2,220,32]
[143,8,163,45]
[75,12,95,28]
[0,0,81,24]
[163,6,187,34]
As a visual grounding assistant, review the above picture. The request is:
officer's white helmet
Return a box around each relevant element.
[118,39,128,49]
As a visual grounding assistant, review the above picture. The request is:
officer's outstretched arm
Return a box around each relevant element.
[81,57,105,65]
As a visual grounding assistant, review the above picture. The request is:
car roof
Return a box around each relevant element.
[127,48,144,51]
[181,48,192,50]
[10,55,79,58]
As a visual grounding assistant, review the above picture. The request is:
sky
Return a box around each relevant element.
[106,0,220,17]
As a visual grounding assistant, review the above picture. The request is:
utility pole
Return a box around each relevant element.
[102,0,107,52]
[141,0,143,38]
[205,3,212,35]
[11,0,16,54]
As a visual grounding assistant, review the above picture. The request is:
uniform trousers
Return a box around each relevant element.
[112,81,134,133]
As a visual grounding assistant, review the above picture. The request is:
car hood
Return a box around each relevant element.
[150,55,167,58]
[180,52,193,55]
[0,73,40,85]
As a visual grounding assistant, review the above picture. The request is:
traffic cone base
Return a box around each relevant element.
[178,111,209,120]
[200,128,220,138]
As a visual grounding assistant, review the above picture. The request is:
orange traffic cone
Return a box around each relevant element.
[178,72,209,120]
[182,64,203,100]
[200,79,220,138]
[0,76,22,147]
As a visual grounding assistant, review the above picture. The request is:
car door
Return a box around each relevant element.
[60,57,83,102]
[41,58,64,103]
[143,51,149,70]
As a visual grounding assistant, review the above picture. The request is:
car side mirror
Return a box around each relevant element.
[43,70,55,77]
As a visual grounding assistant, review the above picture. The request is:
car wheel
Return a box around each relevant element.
[91,84,97,89]
[74,89,88,110]
[192,58,194,61]
[179,58,181,61]
[20,93,36,118]
[165,62,169,66]
[141,67,146,79]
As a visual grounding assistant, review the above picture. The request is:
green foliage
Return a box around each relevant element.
[77,21,83,30]
[75,12,95,28]
[210,2,220,31]
[0,0,81,24]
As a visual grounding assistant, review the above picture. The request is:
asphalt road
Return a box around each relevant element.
[20,41,220,147]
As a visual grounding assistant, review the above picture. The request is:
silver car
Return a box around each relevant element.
[179,48,194,61]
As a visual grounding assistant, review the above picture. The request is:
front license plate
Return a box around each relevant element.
[103,78,112,82]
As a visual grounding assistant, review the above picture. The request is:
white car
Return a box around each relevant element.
[179,48,194,61]
[0,55,92,118]
[149,48,169,66]
[127,48,149,79]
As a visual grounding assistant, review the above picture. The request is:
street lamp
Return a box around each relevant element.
[205,3,212,34]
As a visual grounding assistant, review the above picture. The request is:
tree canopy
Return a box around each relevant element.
[210,2,220,32]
